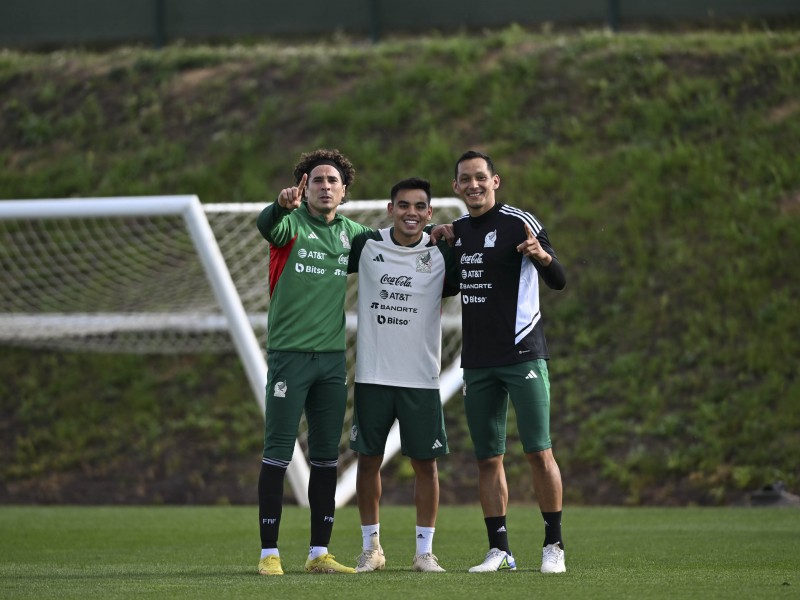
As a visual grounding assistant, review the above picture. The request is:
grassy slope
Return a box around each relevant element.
[1,27,799,505]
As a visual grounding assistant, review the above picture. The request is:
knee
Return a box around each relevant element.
[357,454,383,475]
[411,458,438,479]
[526,448,556,471]
[476,454,504,475]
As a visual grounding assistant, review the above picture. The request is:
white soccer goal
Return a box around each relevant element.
[0,195,466,507]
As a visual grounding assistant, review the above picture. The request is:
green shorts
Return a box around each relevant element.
[463,359,552,460]
[350,383,448,460]
[263,350,347,462]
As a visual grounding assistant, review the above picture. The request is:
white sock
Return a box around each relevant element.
[415,526,435,555]
[361,523,381,551]
[260,548,279,559]
[308,546,328,560]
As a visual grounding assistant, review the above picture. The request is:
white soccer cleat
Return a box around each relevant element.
[412,552,445,572]
[355,546,386,573]
[541,543,566,573]
[468,548,517,572]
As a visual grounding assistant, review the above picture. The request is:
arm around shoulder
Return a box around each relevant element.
[437,239,460,298]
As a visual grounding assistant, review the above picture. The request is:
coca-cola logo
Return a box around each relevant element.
[379,274,413,287]
[460,252,484,264]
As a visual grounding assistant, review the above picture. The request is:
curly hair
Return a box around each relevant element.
[293,148,356,195]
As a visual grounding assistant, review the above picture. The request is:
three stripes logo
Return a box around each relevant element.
[372,254,385,262]
[431,439,443,450]
[525,370,537,379]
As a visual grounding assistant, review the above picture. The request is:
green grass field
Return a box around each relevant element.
[2,505,798,599]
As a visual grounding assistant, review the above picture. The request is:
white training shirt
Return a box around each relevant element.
[352,228,451,389]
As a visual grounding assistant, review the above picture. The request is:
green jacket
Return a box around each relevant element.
[257,201,370,352]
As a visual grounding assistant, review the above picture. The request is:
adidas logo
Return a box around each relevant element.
[417,533,425,539]
[431,439,443,450]
[455,238,462,246]
[496,526,507,533]
[525,370,537,379]
[308,232,319,239]
[372,254,385,262]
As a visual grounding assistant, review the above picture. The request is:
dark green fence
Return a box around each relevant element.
[1,0,797,47]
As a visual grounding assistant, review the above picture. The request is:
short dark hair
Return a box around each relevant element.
[454,150,495,179]
[390,177,431,204]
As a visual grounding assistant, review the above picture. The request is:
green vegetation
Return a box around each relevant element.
[1,505,798,599]
[2,27,799,505]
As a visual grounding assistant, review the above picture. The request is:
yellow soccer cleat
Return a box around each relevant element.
[304,553,356,574]
[257,555,284,576]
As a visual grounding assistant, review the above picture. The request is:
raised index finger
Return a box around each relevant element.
[525,223,534,240]
[296,172,308,199]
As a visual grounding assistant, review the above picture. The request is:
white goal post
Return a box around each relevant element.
[0,195,466,507]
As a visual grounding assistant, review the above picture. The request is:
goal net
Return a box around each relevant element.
[0,195,466,506]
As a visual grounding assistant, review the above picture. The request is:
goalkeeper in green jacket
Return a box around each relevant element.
[255,149,370,576]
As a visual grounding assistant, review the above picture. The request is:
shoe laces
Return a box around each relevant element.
[357,549,380,568]
[543,544,562,563]
[416,552,438,562]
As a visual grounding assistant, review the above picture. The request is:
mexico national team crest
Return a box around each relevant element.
[274,380,287,398]
[484,230,497,248]
[340,231,351,249]
[416,250,432,273]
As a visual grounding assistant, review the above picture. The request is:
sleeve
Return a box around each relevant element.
[533,228,566,290]
[256,201,294,247]
[348,232,368,274]
[436,240,460,298]
[347,228,383,274]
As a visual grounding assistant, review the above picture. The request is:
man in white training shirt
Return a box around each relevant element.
[347,177,458,573]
